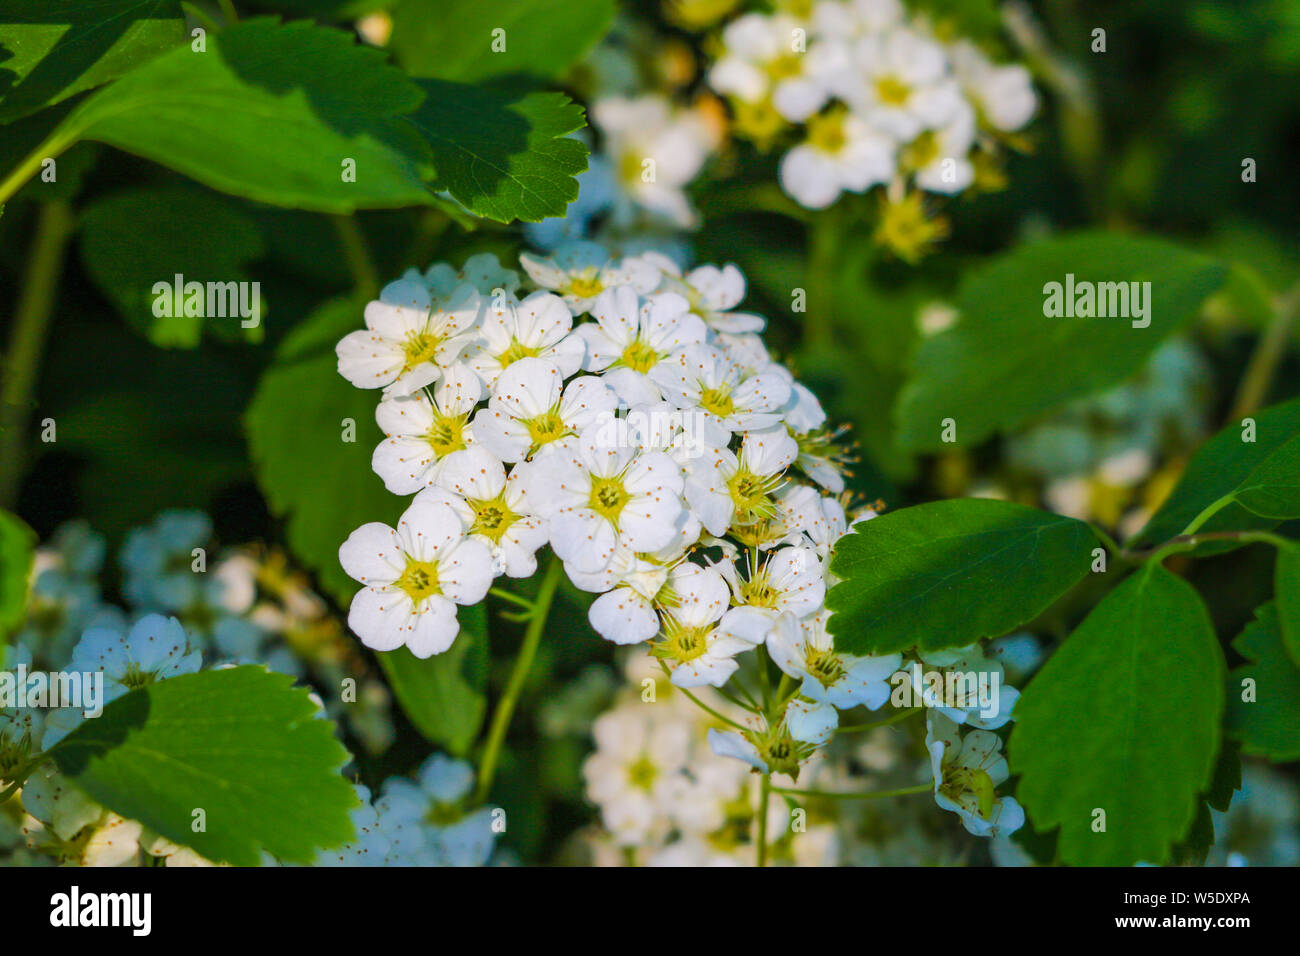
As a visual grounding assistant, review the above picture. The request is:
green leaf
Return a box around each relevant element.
[47,18,434,212]
[78,186,266,348]
[49,667,357,865]
[1227,602,1300,761]
[0,0,185,123]
[824,499,1096,654]
[245,297,402,606]
[896,232,1226,451]
[0,509,36,634]
[410,80,587,223]
[1010,565,1225,866]
[1129,396,1300,548]
[391,0,614,83]
[1276,545,1300,668]
[377,603,489,756]
[1234,434,1300,520]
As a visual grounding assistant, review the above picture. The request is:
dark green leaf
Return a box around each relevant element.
[49,666,357,865]
[51,19,434,211]
[1276,545,1300,668]
[1234,434,1300,520]
[825,498,1096,654]
[896,232,1226,451]
[1129,396,1300,548]
[1011,565,1225,866]
[377,603,488,756]
[410,80,587,223]
[1227,602,1300,761]
[390,0,615,83]
[79,186,266,347]
[0,0,185,123]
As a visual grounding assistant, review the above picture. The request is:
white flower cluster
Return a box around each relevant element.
[707,0,1037,209]
[334,240,851,666]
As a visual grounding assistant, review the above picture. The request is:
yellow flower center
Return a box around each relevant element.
[727,467,781,525]
[402,327,442,370]
[627,755,658,791]
[874,75,912,107]
[568,274,605,299]
[498,337,542,369]
[396,558,441,602]
[740,570,779,609]
[620,338,660,374]
[468,495,520,544]
[766,52,803,82]
[699,384,735,419]
[426,412,469,457]
[587,474,630,523]
[523,407,571,454]
[654,616,712,664]
[875,192,949,265]
[941,766,997,820]
[805,645,845,688]
[901,129,940,171]
[732,96,786,149]
[807,109,847,154]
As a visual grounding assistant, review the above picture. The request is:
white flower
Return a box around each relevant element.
[651,343,792,437]
[715,544,826,621]
[420,447,549,579]
[662,263,767,334]
[472,357,617,463]
[336,282,482,395]
[423,252,520,299]
[769,610,902,711]
[519,241,660,314]
[709,13,826,122]
[591,95,714,229]
[339,497,493,657]
[652,565,768,687]
[948,40,1038,132]
[926,711,1025,837]
[780,108,895,209]
[528,420,686,573]
[687,427,799,537]
[577,286,707,405]
[461,289,585,388]
[583,707,692,846]
[914,644,1020,729]
[911,104,977,195]
[371,364,482,494]
[840,27,965,142]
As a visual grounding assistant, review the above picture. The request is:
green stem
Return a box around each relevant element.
[771,782,932,800]
[1180,493,1238,538]
[488,587,535,611]
[837,705,922,734]
[332,215,379,299]
[0,200,76,507]
[1146,529,1294,565]
[804,210,839,351]
[756,774,771,867]
[661,662,750,731]
[475,555,562,803]
[0,751,48,806]
[1230,280,1300,422]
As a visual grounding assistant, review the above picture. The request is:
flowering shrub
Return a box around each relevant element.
[1,0,1299,875]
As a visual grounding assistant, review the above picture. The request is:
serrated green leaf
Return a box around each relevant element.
[377,603,488,756]
[1276,545,1300,668]
[410,80,587,223]
[0,509,36,634]
[391,0,614,83]
[1234,434,1300,520]
[79,186,266,348]
[1129,396,1300,548]
[0,0,185,123]
[896,232,1226,452]
[49,666,357,865]
[47,18,434,212]
[825,499,1096,654]
[1227,602,1300,761]
[1010,565,1225,866]
[245,297,402,606]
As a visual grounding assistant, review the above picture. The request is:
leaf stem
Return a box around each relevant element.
[756,774,771,867]
[474,554,562,803]
[488,587,535,612]
[0,200,76,507]
[659,662,750,731]
[1230,279,1300,422]
[837,705,922,734]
